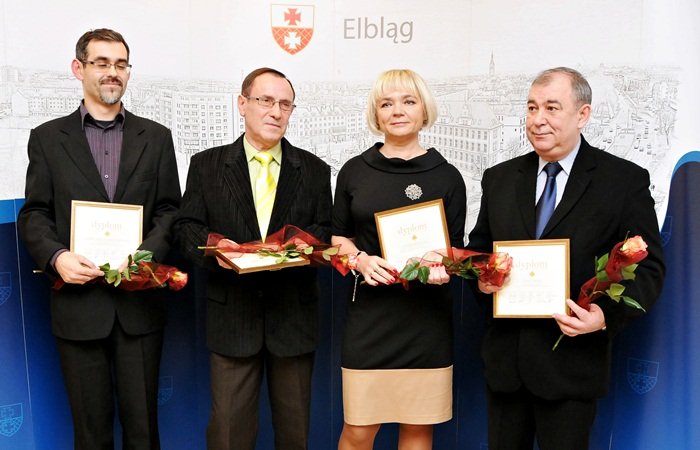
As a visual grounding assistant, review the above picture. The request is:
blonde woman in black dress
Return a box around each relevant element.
[332,69,467,450]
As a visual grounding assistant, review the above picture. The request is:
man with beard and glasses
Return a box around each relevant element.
[18,28,180,450]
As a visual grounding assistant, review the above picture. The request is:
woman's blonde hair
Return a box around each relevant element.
[366,69,438,135]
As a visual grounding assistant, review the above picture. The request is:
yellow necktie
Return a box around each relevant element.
[253,151,276,240]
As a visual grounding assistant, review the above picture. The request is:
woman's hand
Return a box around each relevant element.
[427,264,450,285]
[356,253,396,286]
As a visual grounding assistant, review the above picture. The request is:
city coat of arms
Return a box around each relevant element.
[271,4,314,55]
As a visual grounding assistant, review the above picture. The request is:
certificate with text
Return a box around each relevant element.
[493,239,570,318]
[70,200,143,269]
[214,251,310,274]
[374,199,450,271]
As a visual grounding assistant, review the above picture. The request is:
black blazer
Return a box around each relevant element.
[173,135,332,358]
[468,136,665,400]
[18,107,181,340]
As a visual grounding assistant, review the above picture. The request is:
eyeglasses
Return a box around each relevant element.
[82,60,132,74]
[245,96,295,112]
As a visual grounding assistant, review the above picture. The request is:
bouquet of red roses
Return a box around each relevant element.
[396,248,512,289]
[202,225,340,269]
[201,226,512,289]
[552,234,648,350]
[52,250,188,292]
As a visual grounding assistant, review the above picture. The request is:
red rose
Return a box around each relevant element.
[167,270,188,291]
[605,235,648,282]
[475,252,513,288]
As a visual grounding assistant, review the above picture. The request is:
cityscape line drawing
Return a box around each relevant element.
[0,60,678,233]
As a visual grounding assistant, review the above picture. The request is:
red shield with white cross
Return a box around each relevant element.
[270,4,314,55]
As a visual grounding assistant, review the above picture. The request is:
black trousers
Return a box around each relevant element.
[487,386,597,450]
[206,349,315,450]
[55,319,164,450]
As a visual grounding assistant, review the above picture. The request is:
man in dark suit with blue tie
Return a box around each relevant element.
[173,67,332,450]
[468,67,665,450]
[18,29,181,449]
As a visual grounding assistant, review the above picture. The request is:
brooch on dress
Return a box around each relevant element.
[404,184,423,200]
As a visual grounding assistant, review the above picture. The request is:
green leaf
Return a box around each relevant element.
[284,243,297,251]
[621,264,638,280]
[596,271,609,282]
[596,253,609,272]
[275,257,286,264]
[322,253,331,261]
[323,247,339,256]
[442,257,455,267]
[105,269,119,284]
[459,267,478,279]
[303,246,313,255]
[400,262,420,280]
[132,250,153,263]
[114,273,122,287]
[621,296,646,312]
[417,266,430,284]
[605,283,626,301]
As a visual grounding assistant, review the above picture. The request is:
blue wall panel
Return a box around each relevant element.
[1,155,697,449]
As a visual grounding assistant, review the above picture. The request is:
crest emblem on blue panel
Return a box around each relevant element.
[158,376,173,406]
[627,357,659,395]
[0,403,23,437]
[0,272,11,306]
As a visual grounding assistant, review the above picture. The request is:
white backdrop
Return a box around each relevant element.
[1,0,696,233]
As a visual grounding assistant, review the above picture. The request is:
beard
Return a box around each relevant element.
[98,77,124,105]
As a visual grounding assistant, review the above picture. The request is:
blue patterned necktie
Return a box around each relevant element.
[535,162,563,239]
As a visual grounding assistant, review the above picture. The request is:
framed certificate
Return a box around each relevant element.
[493,239,570,318]
[70,200,143,269]
[214,251,310,274]
[374,199,450,270]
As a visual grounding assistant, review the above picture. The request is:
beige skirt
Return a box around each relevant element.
[341,366,453,426]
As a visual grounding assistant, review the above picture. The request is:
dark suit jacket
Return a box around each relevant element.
[468,136,665,400]
[173,135,332,358]
[18,107,181,340]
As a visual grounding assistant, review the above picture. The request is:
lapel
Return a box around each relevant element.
[515,152,540,239]
[59,108,110,201]
[223,136,261,239]
[540,136,596,238]
[113,111,147,202]
[268,138,302,233]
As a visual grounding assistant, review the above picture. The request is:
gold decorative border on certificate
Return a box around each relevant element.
[70,200,143,268]
[374,199,450,270]
[493,238,570,318]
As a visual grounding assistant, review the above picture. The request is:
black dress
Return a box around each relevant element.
[333,143,466,425]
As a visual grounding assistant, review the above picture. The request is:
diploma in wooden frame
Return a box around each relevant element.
[70,200,143,269]
[374,199,451,271]
[493,239,570,318]
[213,251,310,274]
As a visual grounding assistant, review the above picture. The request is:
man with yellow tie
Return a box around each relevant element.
[174,67,332,450]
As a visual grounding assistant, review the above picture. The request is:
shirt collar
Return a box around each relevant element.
[538,136,581,176]
[79,101,126,130]
[243,135,282,164]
